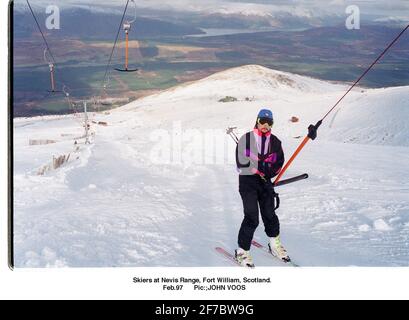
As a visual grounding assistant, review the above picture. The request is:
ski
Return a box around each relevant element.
[215,247,255,268]
[251,240,300,267]
[215,247,241,267]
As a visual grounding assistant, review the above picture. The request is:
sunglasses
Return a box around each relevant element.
[258,117,274,127]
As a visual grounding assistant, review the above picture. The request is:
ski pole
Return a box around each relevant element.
[274,24,409,185]
[226,127,239,144]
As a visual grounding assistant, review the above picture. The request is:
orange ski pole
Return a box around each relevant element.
[274,137,309,185]
[274,24,408,186]
[274,121,321,185]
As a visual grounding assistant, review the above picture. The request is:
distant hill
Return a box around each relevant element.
[13,7,205,40]
[184,25,409,87]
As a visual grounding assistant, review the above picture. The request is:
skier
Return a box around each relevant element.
[235,109,290,267]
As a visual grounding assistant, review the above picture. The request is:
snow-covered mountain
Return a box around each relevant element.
[13,65,409,267]
[120,65,409,146]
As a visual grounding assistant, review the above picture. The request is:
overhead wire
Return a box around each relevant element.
[101,0,131,89]
[26,0,56,64]
[26,0,139,114]
[273,24,409,185]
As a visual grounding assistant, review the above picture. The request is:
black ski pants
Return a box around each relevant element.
[238,175,280,251]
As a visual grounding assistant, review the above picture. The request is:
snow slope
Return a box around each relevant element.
[13,65,409,267]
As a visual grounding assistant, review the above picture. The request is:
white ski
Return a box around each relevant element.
[251,240,300,267]
[215,247,255,268]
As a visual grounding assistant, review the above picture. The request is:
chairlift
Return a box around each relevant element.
[97,76,112,109]
[44,49,62,93]
[102,75,111,94]
[115,0,139,72]
[63,85,79,115]
[62,85,70,98]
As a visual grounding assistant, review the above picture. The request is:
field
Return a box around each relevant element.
[12,25,409,117]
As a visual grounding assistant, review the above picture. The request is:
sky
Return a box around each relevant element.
[16,0,409,20]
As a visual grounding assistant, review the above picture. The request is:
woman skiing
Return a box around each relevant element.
[235,109,290,267]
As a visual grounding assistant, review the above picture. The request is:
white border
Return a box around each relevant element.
[1,0,409,300]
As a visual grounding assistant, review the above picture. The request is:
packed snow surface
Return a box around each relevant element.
[13,65,409,267]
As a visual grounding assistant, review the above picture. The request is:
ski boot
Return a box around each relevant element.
[268,236,291,263]
[235,248,255,268]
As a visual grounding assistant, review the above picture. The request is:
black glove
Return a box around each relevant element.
[308,124,318,140]
[308,120,322,140]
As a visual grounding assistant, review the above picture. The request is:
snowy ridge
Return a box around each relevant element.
[119,65,408,147]
[325,86,409,146]
[127,65,346,104]
[13,65,409,267]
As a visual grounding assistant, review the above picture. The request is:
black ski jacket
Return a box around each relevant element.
[236,129,285,180]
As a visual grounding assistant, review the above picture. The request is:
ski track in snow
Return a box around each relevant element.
[13,65,409,267]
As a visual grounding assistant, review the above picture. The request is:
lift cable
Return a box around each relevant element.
[273,24,409,185]
[101,0,131,88]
